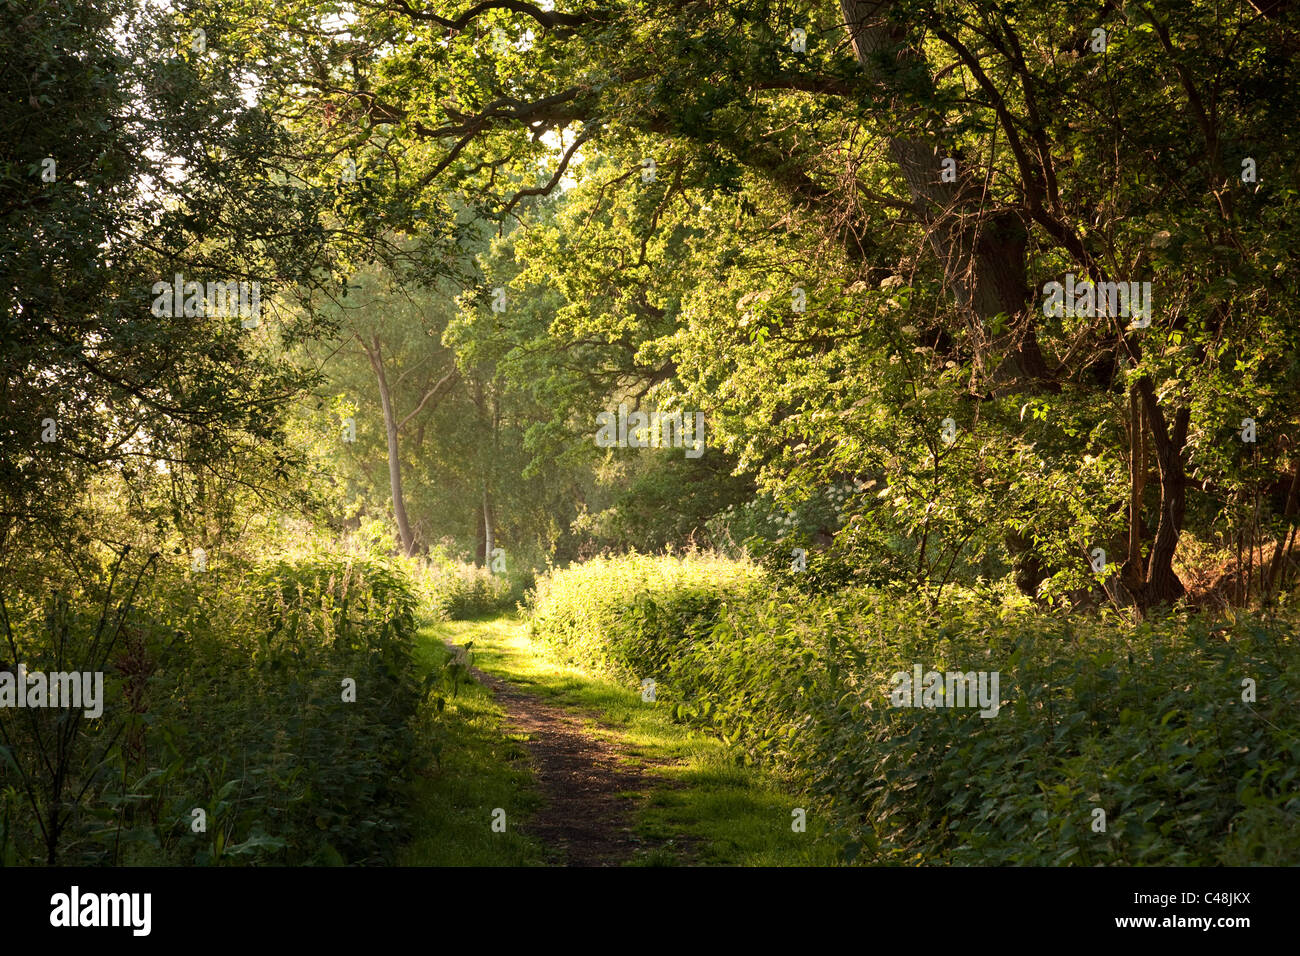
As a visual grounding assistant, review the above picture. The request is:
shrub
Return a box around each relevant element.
[0,543,426,866]
[526,551,764,671]
[420,561,532,620]
[528,555,1300,865]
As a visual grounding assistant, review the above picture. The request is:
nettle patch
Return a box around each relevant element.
[528,555,1300,865]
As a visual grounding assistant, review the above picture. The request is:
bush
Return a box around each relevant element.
[0,542,426,866]
[526,551,764,672]
[420,560,532,620]
[527,555,1300,865]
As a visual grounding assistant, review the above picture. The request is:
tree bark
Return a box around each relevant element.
[1265,458,1300,595]
[1130,380,1190,610]
[1122,384,1147,594]
[471,379,500,567]
[365,336,417,556]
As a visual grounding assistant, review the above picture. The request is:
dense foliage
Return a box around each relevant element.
[529,553,1300,864]
[419,558,532,620]
[0,545,425,865]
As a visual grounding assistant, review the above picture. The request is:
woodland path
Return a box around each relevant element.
[460,659,661,864]
[428,615,828,867]
[442,619,680,866]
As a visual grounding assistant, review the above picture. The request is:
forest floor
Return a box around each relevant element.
[401,614,838,866]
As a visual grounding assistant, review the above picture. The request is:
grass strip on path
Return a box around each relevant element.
[398,614,546,866]
[405,613,838,866]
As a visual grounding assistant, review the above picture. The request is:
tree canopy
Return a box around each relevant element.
[6,0,1300,612]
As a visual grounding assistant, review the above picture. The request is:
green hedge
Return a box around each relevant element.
[527,554,1300,865]
[421,561,532,620]
[0,546,425,865]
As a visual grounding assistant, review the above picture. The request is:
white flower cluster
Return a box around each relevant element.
[770,511,797,529]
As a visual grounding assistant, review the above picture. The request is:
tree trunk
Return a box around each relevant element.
[1006,529,1047,597]
[1129,383,1190,610]
[838,0,1053,391]
[1122,384,1147,594]
[365,336,417,556]
[472,379,499,567]
[474,508,487,567]
[1265,459,1300,595]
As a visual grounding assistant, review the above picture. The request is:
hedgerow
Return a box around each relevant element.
[526,553,1300,865]
[418,560,532,619]
[0,543,426,865]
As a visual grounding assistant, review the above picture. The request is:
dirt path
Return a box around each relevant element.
[455,651,663,866]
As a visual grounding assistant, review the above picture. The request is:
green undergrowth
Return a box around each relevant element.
[1,543,427,865]
[416,560,532,621]
[527,552,1300,866]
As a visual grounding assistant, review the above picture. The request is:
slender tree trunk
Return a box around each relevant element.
[472,380,500,567]
[1122,385,1147,595]
[365,336,417,556]
[483,484,494,563]
[484,387,497,565]
[1266,460,1300,594]
[1130,385,1190,611]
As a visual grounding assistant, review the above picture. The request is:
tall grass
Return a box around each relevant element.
[0,538,427,865]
